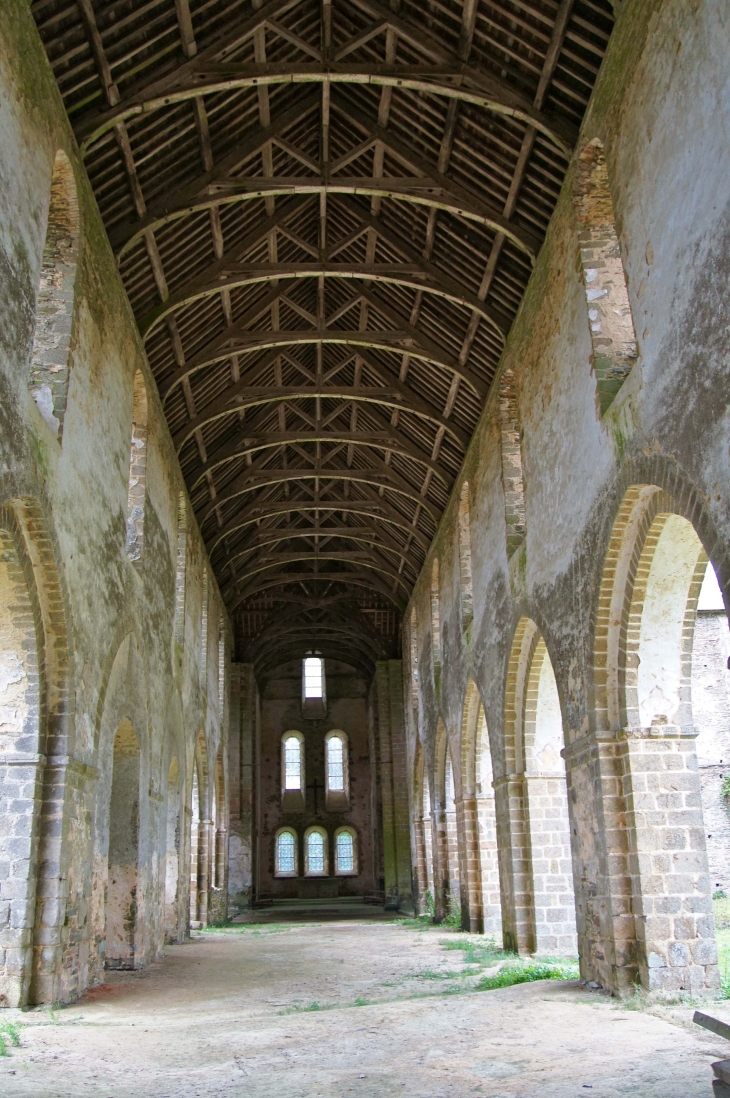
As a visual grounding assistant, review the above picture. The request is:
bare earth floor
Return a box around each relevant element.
[3,909,728,1098]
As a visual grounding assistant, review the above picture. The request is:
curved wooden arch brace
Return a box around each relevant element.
[219,538,417,593]
[164,335,477,435]
[78,67,573,159]
[252,630,386,668]
[173,385,467,453]
[253,643,375,680]
[187,432,451,489]
[199,467,441,527]
[127,181,535,275]
[141,265,506,359]
[222,552,410,597]
[215,525,415,564]
[227,570,405,613]
[207,500,429,555]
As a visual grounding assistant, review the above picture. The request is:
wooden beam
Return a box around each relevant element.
[76,66,575,158]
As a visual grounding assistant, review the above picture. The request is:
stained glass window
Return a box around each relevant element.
[307,830,325,874]
[327,735,344,791]
[284,735,301,790]
[335,830,355,874]
[277,831,296,875]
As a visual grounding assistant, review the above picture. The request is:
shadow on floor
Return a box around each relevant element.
[231,897,399,924]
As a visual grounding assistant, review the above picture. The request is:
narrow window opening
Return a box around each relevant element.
[430,559,441,671]
[218,618,226,718]
[29,149,79,440]
[325,730,349,809]
[281,730,305,811]
[125,371,148,563]
[200,569,208,679]
[302,653,326,718]
[410,608,419,709]
[174,493,187,646]
[574,139,638,415]
[498,369,526,558]
[458,483,474,632]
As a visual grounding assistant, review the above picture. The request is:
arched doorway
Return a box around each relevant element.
[692,564,730,896]
[444,750,461,918]
[594,485,722,993]
[460,682,503,937]
[106,720,140,969]
[523,639,577,955]
[164,756,181,941]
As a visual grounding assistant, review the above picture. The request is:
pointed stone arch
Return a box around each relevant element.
[459,680,501,936]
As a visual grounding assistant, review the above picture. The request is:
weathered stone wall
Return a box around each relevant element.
[0,0,231,1006]
[405,0,730,996]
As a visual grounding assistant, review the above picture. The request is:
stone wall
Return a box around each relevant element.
[405,0,730,996]
[0,0,231,1006]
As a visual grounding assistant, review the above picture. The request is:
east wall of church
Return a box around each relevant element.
[405,0,730,995]
[0,0,231,1006]
[254,661,378,900]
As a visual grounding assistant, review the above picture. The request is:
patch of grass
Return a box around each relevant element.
[278,1000,333,1015]
[0,1022,21,1056]
[404,968,462,981]
[354,997,370,1006]
[477,960,579,991]
[441,937,513,969]
[443,896,462,930]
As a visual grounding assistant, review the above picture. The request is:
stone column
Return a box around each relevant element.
[375,661,413,911]
[197,820,211,927]
[620,728,719,994]
[494,773,535,954]
[227,664,255,914]
[456,793,483,933]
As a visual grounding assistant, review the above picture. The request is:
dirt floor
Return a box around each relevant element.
[1,903,728,1098]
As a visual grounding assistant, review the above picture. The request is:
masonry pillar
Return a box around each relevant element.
[493,774,535,954]
[565,726,720,996]
[456,793,482,932]
[227,663,255,914]
[197,821,211,927]
[375,661,413,911]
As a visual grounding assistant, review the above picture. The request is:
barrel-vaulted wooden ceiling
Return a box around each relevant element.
[33,0,613,678]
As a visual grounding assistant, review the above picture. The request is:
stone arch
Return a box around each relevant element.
[0,500,72,1006]
[411,738,432,914]
[592,481,722,993]
[189,730,211,928]
[90,630,149,985]
[164,755,181,941]
[573,138,637,414]
[433,720,455,920]
[522,637,578,955]
[29,149,80,439]
[125,370,149,563]
[106,719,141,969]
[459,680,501,936]
[209,746,227,924]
